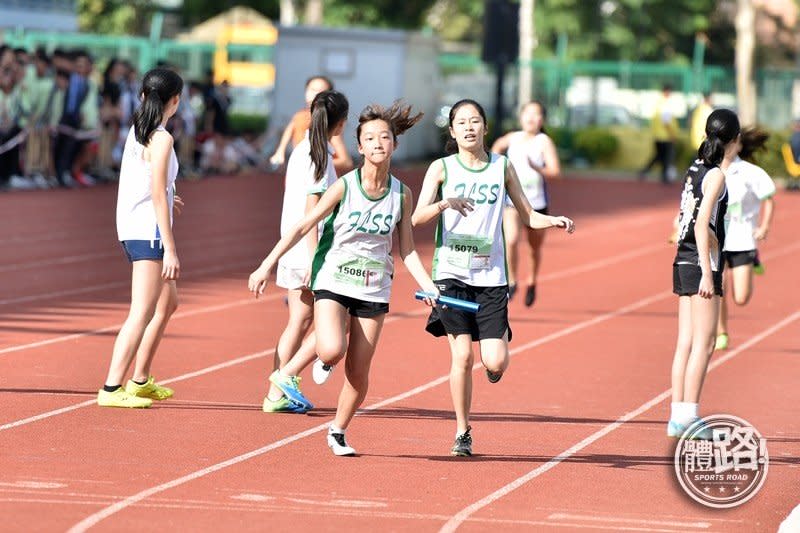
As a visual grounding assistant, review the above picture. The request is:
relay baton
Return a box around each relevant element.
[415,291,480,313]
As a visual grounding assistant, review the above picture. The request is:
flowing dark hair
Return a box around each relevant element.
[309,90,349,183]
[446,99,487,154]
[738,127,769,162]
[698,108,740,167]
[356,100,424,145]
[133,67,184,146]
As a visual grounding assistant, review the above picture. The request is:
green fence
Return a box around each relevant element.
[439,53,798,130]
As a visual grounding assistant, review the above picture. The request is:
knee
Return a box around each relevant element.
[450,349,474,372]
[344,361,370,389]
[317,340,347,365]
[732,293,751,306]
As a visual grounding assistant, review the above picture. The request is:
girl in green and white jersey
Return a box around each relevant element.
[249,101,439,456]
[412,99,575,456]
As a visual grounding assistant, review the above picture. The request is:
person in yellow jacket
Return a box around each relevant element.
[639,84,680,184]
[690,92,713,150]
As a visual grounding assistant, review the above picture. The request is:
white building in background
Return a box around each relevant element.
[0,0,77,32]
[271,25,441,162]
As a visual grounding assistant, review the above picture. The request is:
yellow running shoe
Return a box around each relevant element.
[715,333,729,351]
[125,376,174,400]
[97,387,152,408]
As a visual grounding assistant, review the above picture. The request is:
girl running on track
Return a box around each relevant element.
[262,90,349,414]
[669,108,739,437]
[491,101,561,305]
[715,128,775,351]
[97,68,184,408]
[249,101,439,456]
[412,99,575,456]
[269,75,353,173]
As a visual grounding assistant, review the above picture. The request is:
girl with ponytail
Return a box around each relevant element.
[249,101,439,455]
[98,67,184,408]
[668,108,739,437]
[715,127,775,351]
[261,90,348,414]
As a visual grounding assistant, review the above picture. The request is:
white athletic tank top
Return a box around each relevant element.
[432,153,508,287]
[506,131,548,210]
[278,136,337,270]
[310,169,404,303]
[116,125,179,242]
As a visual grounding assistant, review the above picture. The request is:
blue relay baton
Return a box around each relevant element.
[415,290,480,313]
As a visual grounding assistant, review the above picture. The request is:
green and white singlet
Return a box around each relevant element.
[432,153,508,287]
[310,169,404,303]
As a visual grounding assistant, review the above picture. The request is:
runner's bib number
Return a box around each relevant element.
[334,256,386,287]
[445,234,493,270]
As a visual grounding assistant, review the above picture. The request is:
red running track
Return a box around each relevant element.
[1,169,798,532]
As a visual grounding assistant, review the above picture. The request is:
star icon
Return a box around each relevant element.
[719,487,726,493]
[704,487,711,493]
[734,487,741,493]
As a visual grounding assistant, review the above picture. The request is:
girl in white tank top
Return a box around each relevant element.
[491,101,561,307]
[412,99,574,456]
[262,90,349,414]
[249,102,439,456]
[98,68,185,409]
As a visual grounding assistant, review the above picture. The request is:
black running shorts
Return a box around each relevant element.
[672,264,723,297]
[425,278,512,341]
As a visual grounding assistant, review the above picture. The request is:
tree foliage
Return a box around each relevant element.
[77,0,155,34]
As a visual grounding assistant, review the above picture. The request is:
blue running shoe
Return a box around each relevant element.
[684,418,714,440]
[269,370,314,410]
[262,395,308,414]
[667,420,686,438]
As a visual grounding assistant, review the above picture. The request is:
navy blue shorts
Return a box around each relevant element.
[121,240,164,262]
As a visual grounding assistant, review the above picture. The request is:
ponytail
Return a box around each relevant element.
[698,136,727,167]
[308,90,349,183]
[132,67,184,146]
[133,91,165,145]
[698,108,740,167]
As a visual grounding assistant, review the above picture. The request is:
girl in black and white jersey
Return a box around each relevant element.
[668,108,739,438]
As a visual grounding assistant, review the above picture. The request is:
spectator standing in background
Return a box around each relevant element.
[690,92,714,150]
[639,84,680,184]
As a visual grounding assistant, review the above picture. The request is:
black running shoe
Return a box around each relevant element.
[524,285,536,307]
[486,369,503,383]
[451,426,473,456]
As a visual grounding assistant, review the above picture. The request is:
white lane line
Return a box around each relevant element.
[0,295,273,357]
[547,513,711,529]
[64,289,676,533]
[0,260,255,307]
[438,310,800,533]
[0,309,427,432]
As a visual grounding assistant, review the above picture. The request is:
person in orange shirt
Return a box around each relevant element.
[270,75,353,173]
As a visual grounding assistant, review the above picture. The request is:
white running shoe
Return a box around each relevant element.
[327,429,356,456]
[312,358,334,385]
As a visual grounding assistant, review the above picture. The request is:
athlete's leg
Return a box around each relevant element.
[331,313,385,430]
[447,334,475,435]
[131,279,178,382]
[104,260,164,387]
